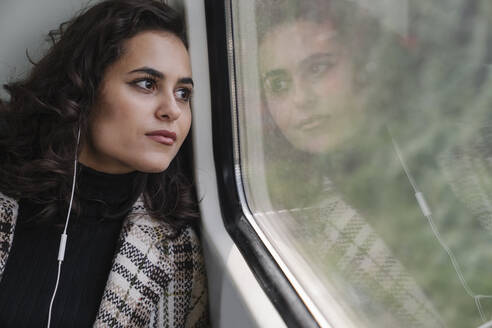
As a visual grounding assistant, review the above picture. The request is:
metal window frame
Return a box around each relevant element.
[204,0,321,327]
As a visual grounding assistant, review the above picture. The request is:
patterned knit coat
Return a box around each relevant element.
[0,191,209,327]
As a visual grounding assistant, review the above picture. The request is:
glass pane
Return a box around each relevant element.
[230,0,492,327]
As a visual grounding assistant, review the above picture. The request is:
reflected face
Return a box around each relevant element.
[80,30,193,173]
[260,20,361,154]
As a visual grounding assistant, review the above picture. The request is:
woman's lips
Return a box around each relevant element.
[146,130,177,145]
[297,115,330,131]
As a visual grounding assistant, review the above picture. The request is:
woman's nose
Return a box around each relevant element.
[155,93,181,121]
[292,79,316,110]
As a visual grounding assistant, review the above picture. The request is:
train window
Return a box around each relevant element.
[222,0,492,327]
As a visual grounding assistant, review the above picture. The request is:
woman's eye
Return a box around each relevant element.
[175,87,192,102]
[310,63,330,75]
[305,58,338,80]
[134,78,156,91]
[266,76,292,95]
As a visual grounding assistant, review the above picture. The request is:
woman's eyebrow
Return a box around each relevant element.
[178,77,194,87]
[128,67,164,79]
[262,69,288,81]
[298,52,338,69]
[128,67,193,86]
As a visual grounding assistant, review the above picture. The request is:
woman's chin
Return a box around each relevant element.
[289,137,338,155]
[136,161,171,173]
[126,151,176,173]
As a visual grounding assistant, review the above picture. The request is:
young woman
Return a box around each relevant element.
[0,0,208,327]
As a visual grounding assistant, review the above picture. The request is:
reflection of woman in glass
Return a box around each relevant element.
[256,2,441,327]
[255,0,492,326]
[0,1,208,326]
[256,0,380,209]
[259,16,361,155]
[257,0,492,327]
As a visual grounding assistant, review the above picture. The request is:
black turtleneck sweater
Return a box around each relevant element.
[0,164,139,327]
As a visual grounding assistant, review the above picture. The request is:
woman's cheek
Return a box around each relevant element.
[267,99,289,129]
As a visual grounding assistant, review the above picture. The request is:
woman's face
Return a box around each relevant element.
[80,30,193,174]
[260,20,362,154]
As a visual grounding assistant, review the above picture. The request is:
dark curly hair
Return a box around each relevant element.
[0,0,198,229]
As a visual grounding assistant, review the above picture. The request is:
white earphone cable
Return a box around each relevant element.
[389,129,492,325]
[46,128,80,328]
